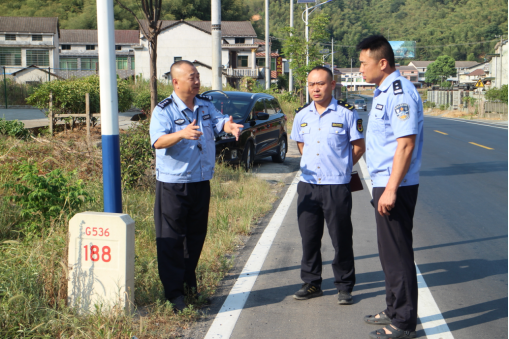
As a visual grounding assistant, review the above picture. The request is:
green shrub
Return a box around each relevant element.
[439,104,447,110]
[133,89,172,114]
[26,75,134,115]
[120,120,154,189]
[485,84,508,103]
[4,161,93,233]
[423,101,436,109]
[0,118,30,140]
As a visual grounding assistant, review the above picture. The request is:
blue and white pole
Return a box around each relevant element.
[97,0,122,213]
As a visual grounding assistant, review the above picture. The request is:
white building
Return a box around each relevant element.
[58,29,140,79]
[489,39,508,88]
[135,20,262,87]
[0,16,60,78]
[408,60,480,84]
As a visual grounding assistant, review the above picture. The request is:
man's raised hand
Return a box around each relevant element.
[225,115,243,141]
[180,119,203,140]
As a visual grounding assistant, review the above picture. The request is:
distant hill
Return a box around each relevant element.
[0,0,506,67]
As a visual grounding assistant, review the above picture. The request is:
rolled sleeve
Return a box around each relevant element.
[347,108,364,142]
[150,107,172,148]
[290,115,304,142]
[389,93,419,139]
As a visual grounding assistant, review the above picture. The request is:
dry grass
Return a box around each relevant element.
[0,130,279,338]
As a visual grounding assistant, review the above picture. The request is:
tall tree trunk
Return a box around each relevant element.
[149,33,158,115]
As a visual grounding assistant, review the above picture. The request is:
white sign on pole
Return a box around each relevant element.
[68,212,135,313]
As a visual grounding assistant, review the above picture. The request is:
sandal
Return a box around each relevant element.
[368,325,417,339]
[364,311,391,325]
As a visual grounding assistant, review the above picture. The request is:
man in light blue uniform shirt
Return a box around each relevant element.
[290,66,365,304]
[358,36,423,339]
[150,60,243,312]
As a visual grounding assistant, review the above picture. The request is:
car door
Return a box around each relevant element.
[264,98,283,153]
[251,98,270,155]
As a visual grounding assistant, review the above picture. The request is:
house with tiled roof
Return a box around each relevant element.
[58,29,140,79]
[0,16,60,79]
[135,20,268,87]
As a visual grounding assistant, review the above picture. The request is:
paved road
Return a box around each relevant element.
[186,97,507,339]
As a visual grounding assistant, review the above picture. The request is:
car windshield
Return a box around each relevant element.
[355,100,364,104]
[207,93,252,121]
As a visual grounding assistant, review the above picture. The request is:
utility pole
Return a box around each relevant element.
[305,4,309,102]
[265,0,270,90]
[211,0,222,90]
[97,0,122,213]
[289,0,294,92]
[331,37,334,98]
[495,35,504,88]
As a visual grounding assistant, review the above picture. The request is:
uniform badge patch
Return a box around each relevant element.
[394,103,410,120]
[203,114,210,120]
[175,119,186,125]
[301,123,308,127]
[393,80,403,95]
[357,119,363,132]
[376,104,384,110]
[332,123,343,128]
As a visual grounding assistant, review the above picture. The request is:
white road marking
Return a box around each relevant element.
[204,171,301,339]
[426,116,508,130]
[358,157,454,338]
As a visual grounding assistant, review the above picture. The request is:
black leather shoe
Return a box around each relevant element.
[169,295,187,312]
[337,290,353,305]
[293,283,323,300]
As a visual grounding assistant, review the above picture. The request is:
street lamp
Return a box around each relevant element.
[301,0,333,103]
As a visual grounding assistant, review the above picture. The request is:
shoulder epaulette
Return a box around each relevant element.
[337,100,354,111]
[393,80,403,95]
[157,97,173,109]
[295,102,311,114]
[196,93,212,101]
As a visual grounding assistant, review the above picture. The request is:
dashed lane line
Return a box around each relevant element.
[434,130,448,135]
[358,157,455,339]
[469,142,494,150]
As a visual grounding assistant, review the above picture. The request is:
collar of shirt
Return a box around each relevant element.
[373,70,401,97]
[309,97,339,116]
[172,91,203,119]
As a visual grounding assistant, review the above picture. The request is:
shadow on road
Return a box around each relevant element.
[420,161,508,176]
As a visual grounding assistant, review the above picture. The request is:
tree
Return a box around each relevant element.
[424,55,456,84]
[281,13,330,103]
[116,0,163,114]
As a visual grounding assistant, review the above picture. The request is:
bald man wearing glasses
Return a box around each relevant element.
[290,66,365,304]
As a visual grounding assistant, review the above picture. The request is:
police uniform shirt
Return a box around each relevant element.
[366,70,424,188]
[290,98,364,185]
[149,92,229,183]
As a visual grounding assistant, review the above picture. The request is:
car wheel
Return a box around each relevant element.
[272,137,287,163]
[242,141,254,171]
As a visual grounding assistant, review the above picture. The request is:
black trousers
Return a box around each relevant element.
[373,185,419,332]
[154,180,210,300]
[297,182,355,292]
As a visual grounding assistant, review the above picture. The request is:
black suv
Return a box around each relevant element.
[205,90,288,170]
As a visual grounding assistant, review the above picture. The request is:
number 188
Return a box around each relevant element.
[83,245,111,262]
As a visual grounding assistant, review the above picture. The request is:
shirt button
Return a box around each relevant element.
[317,141,320,143]
[317,153,319,156]
[319,128,321,131]
[317,166,320,169]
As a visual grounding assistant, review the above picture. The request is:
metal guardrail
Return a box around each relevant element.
[226,68,259,78]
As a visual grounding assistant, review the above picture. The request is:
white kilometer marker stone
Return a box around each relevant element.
[204,172,301,339]
[68,212,135,313]
[358,157,454,339]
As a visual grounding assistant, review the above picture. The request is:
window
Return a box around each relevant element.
[238,55,248,68]
[0,47,21,66]
[81,58,98,70]
[60,58,78,70]
[256,58,265,67]
[61,45,71,50]
[235,38,245,44]
[271,58,276,71]
[86,45,95,50]
[116,56,128,69]
[26,50,49,66]
[266,98,281,115]
[410,76,417,82]
[251,99,265,120]
[32,35,43,41]
[115,45,122,51]
[174,56,182,63]
[130,57,135,70]
[5,34,15,41]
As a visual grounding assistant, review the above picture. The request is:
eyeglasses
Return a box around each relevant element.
[308,81,327,88]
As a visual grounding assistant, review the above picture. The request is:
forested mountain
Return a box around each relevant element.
[0,0,506,67]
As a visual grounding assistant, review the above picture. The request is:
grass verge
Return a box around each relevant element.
[0,129,278,338]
